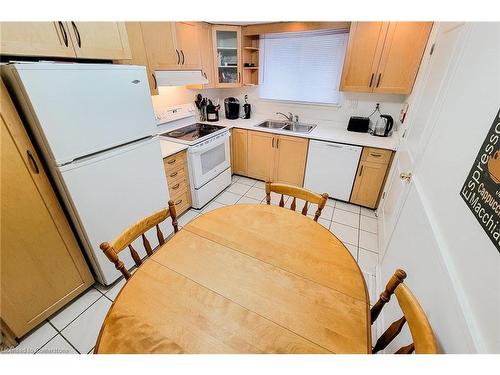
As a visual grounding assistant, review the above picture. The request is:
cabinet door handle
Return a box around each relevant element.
[57,22,68,47]
[238,72,241,83]
[167,159,176,165]
[170,171,178,178]
[175,49,180,65]
[180,50,185,64]
[276,138,279,148]
[71,21,81,48]
[175,199,183,205]
[27,150,40,174]
[376,73,382,88]
[172,183,180,190]
[370,153,382,158]
[272,138,275,148]
[358,165,364,177]
[369,73,374,87]
[152,73,157,90]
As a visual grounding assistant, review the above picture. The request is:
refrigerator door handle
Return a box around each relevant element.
[66,135,155,167]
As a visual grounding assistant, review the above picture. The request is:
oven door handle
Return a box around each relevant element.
[188,132,229,154]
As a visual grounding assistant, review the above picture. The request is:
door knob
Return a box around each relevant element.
[400,172,412,182]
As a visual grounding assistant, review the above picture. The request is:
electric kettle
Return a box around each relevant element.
[373,115,394,137]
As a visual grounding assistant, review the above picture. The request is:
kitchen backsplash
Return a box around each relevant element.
[154,85,406,130]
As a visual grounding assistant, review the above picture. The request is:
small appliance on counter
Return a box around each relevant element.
[373,114,394,137]
[206,99,220,122]
[347,116,370,133]
[224,97,240,119]
[243,95,251,119]
[351,103,395,137]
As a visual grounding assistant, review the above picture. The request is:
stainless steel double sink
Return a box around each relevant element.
[255,120,316,133]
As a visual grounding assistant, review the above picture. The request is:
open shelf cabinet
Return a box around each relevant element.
[242,34,260,86]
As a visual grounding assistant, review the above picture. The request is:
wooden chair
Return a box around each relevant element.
[100,200,178,280]
[370,269,438,354]
[265,181,328,222]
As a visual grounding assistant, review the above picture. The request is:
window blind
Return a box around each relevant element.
[259,29,349,104]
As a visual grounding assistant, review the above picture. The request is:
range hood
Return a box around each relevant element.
[154,70,208,86]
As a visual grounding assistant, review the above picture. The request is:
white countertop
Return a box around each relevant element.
[159,139,189,158]
[200,117,399,150]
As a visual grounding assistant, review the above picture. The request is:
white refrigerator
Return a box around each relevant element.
[2,63,170,285]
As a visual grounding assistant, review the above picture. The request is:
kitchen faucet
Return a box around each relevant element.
[276,112,295,123]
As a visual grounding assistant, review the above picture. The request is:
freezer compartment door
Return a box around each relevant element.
[12,64,156,165]
[304,140,362,201]
[58,137,170,285]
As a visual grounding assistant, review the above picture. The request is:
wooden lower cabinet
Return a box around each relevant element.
[1,81,94,340]
[273,135,309,186]
[247,131,275,181]
[244,130,309,186]
[163,150,192,216]
[231,128,248,175]
[350,147,393,209]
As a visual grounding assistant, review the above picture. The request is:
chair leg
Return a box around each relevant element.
[265,181,271,205]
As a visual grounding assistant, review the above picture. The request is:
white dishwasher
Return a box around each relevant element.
[304,140,362,201]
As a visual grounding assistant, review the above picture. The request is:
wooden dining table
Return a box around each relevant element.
[95,204,371,354]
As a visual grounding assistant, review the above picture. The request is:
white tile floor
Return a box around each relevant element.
[2,174,380,354]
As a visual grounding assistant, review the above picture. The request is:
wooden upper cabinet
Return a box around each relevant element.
[339,22,387,92]
[273,135,309,187]
[1,81,94,339]
[247,131,274,181]
[175,22,201,70]
[374,22,433,94]
[140,22,201,72]
[232,128,248,175]
[212,25,242,88]
[187,22,215,88]
[0,22,76,58]
[140,22,178,70]
[340,22,432,95]
[65,22,131,60]
[114,22,158,95]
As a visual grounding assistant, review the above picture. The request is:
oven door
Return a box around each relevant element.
[187,131,230,188]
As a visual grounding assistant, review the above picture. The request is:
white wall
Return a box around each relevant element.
[380,22,500,353]
[152,82,406,130]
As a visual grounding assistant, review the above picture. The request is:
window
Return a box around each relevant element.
[259,29,349,105]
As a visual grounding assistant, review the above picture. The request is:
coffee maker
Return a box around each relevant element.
[224,97,240,120]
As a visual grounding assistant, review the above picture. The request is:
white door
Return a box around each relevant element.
[13,63,156,165]
[58,137,170,285]
[377,23,467,256]
[380,22,500,353]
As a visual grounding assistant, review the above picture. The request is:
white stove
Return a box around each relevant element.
[155,104,231,209]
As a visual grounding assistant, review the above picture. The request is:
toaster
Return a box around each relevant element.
[347,116,370,133]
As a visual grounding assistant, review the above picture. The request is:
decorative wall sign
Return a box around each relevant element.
[460,108,500,252]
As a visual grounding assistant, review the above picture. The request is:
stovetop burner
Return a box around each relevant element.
[162,123,225,141]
